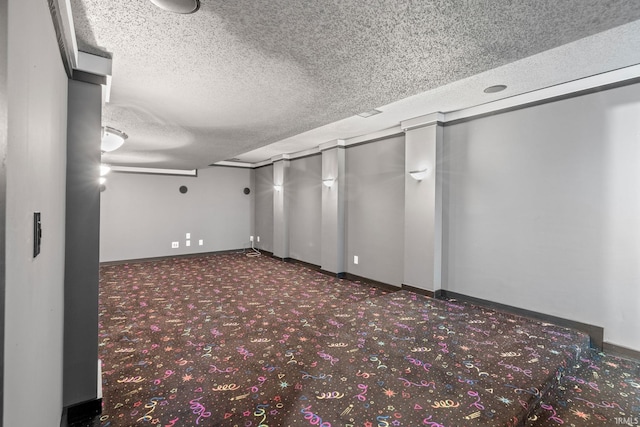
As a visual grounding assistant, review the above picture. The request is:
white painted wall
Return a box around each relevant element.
[99,167,252,262]
[444,84,640,351]
[5,0,68,424]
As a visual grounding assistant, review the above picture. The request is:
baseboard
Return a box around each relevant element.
[603,342,640,362]
[343,273,401,293]
[436,290,604,350]
[317,269,346,279]
[282,257,322,271]
[401,284,435,298]
[64,398,102,425]
[100,248,247,265]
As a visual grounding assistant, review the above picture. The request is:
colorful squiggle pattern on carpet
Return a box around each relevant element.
[98,253,635,427]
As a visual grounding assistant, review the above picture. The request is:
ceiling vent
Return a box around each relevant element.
[357,109,382,118]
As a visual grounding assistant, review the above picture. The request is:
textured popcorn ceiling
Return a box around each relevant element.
[70,0,640,169]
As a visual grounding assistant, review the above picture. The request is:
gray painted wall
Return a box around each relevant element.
[346,136,405,286]
[254,165,274,252]
[100,167,252,262]
[288,155,322,265]
[0,0,7,421]
[444,84,640,351]
[64,79,102,407]
[5,0,68,423]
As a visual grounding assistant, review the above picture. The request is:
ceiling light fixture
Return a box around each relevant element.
[409,169,428,181]
[100,164,111,176]
[484,84,507,94]
[101,127,128,153]
[357,109,382,118]
[322,178,336,188]
[149,0,200,14]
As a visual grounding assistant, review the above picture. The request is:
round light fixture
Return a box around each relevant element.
[100,164,111,176]
[484,84,507,94]
[101,127,128,153]
[149,0,200,14]
[99,176,107,185]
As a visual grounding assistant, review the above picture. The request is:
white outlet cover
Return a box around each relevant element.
[186,240,191,247]
[186,232,190,239]
[199,239,203,245]
[257,236,260,242]
[172,241,179,248]
[250,235,254,242]
[354,255,359,264]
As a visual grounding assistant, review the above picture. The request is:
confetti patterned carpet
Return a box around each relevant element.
[527,350,640,426]
[98,253,638,427]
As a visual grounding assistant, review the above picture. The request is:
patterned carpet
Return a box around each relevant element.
[528,350,640,426]
[97,253,639,426]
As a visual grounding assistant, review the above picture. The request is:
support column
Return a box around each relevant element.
[64,78,103,415]
[272,156,290,259]
[0,0,7,420]
[320,140,346,276]
[402,113,444,292]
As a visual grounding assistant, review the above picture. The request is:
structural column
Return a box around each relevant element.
[272,155,290,259]
[64,77,103,414]
[402,113,444,292]
[320,140,346,276]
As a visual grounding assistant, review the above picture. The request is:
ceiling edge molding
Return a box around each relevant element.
[213,161,254,168]
[241,62,640,169]
[400,113,446,132]
[444,63,640,123]
[47,0,78,78]
[110,166,198,176]
[270,153,291,162]
[318,139,346,152]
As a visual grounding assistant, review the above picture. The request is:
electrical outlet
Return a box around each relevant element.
[172,242,179,248]
[257,236,260,242]
[198,239,203,246]
[186,232,190,239]
[186,240,191,247]
[354,255,359,265]
[250,235,254,242]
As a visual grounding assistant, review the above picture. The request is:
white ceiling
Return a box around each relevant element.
[69,0,640,169]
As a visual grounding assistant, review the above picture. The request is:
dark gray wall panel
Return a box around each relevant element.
[64,79,102,406]
[0,0,7,422]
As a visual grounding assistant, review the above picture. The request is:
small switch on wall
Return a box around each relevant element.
[186,233,190,239]
[33,212,42,258]
[186,240,191,247]
[353,255,359,265]
[198,239,203,246]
